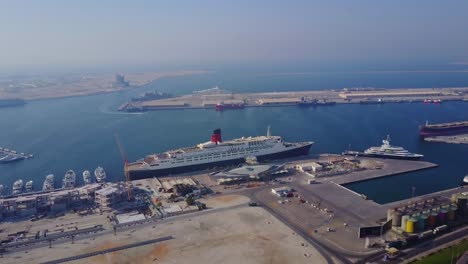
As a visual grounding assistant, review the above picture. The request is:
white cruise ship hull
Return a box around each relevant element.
[128,142,312,180]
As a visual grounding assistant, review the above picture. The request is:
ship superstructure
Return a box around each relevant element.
[127,128,313,180]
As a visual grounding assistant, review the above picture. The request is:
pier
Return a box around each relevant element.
[118,87,468,112]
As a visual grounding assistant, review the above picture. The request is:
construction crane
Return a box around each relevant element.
[115,133,133,200]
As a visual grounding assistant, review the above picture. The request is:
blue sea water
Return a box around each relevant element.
[0,69,467,203]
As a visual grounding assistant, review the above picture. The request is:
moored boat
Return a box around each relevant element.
[343,135,423,160]
[83,170,92,184]
[43,174,54,191]
[12,179,23,195]
[95,166,106,183]
[62,170,76,188]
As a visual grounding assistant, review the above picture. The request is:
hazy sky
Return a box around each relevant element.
[1,0,468,72]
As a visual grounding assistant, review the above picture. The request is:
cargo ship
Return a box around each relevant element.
[343,135,423,160]
[127,128,313,180]
[419,121,468,138]
[215,102,245,111]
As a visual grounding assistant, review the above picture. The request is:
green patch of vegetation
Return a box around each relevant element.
[414,239,468,264]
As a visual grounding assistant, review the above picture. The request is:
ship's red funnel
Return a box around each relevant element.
[211,128,222,143]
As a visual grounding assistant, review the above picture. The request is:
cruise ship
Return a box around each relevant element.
[343,136,423,160]
[12,180,23,195]
[127,128,313,180]
[63,170,76,188]
[43,174,54,191]
[95,167,106,183]
[83,170,92,184]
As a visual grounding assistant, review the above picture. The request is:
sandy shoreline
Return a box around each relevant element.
[0,70,210,101]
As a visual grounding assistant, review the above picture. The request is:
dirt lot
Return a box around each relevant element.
[2,194,326,264]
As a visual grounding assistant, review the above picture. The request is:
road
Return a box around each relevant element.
[2,202,247,256]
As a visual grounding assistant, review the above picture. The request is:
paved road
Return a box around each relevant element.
[40,236,173,264]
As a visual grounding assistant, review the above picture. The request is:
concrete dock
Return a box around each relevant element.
[424,134,468,144]
[330,159,438,185]
[119,87,468,111]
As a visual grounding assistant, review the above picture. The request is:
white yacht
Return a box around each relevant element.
[94,167,106,183]
[83,170,92,184]
[12,179,23,195]
[344,135,423,160]
[43,174,54,191]
[63,170,76,188]
[25,180,33,192]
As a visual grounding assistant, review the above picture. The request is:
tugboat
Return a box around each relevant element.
[25,180,33,192]
[94,166,106,183]
[12,180,23,195]
[343,135,423,160]
[83,170,92,184]
[43,174,54,191]
[62,170,76,188]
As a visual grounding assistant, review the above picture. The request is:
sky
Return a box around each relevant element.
[1,0,468,73]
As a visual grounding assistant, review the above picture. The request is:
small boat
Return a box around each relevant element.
[463,175,468,186]
[43,174,54,191]
[94,166,106,183]
[0,184,4,195]
[25,180,33,192]
[83,170,92,184]
[63,170,76,188]
[12,179,23,195]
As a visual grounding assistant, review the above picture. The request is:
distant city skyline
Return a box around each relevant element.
[1,0,468,73]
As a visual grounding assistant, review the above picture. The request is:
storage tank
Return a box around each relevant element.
[392,211,402,227]
[417,214,427,231]
[438,209,447,225]
[456,196,467,217]
[387,209,395,221]
[401,215,410,231]
[406,218,417,233]
[448,205,458,221]
[428,212,438,228]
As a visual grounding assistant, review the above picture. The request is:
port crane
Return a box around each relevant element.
[115,133,133,200]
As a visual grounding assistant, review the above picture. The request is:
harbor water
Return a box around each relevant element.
[0,70,467,203]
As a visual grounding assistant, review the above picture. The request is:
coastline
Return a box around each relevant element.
[0,70,211,102]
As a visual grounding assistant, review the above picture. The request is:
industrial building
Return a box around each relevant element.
[0,184,101,219]
[94,182,133,210]
[295,162,323,173]
[256,98,301,105]
[338,91,442,100]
